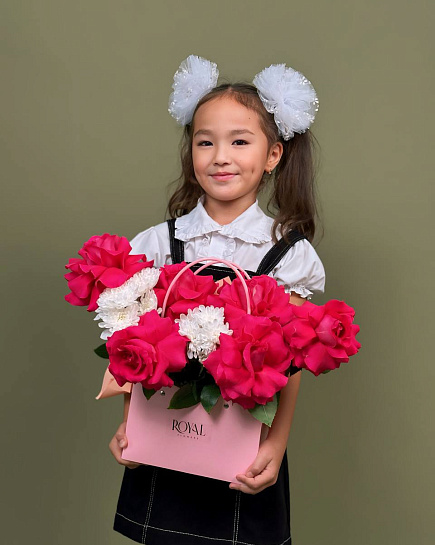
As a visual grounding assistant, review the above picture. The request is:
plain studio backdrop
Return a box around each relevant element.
[1,1,433,544]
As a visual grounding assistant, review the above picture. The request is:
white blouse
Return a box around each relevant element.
[130,195,325,300]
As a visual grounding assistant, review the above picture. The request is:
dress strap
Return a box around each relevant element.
[255,229,307,275]
[167,218,184,263]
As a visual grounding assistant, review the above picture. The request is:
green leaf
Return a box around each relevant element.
[200,384,221,414]
[94,343,109,359]
[248,395,278,427]
[192,381,200,403]
[142,387,157,400]
[322,369,332,374]
[168,384,200,409]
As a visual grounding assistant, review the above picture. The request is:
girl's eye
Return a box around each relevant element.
[196,139,248,146]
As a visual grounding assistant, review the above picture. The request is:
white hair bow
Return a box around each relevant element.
[168,55,219,125]
[253,64,319,140]
[168,55,319,139]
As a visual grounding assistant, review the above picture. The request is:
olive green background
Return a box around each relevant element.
[1,1,433,544]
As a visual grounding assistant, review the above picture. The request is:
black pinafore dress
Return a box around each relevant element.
[113,220,306,545]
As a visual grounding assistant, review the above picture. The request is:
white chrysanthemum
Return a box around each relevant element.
[94,302,141,340]
[129,267,161,295]
[175,305,232,362]
[97,267,160,310]
[94,268,161,339]
[168,55,219,125]
[253,64,319,140]
[138,289,159,316]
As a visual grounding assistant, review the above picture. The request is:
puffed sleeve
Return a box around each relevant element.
[129,223,170,268]
[272,239,325,299]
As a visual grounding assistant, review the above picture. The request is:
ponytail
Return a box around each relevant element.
[268,131,322,244]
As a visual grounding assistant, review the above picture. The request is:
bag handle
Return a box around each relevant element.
[161,257,252,317]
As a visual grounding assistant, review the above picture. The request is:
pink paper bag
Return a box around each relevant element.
[121,383,264,482]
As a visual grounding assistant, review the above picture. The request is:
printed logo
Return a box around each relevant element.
[171,419,207,440]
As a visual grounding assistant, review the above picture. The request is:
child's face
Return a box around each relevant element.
[192,96,275,210]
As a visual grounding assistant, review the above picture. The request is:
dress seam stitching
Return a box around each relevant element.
[235,491,241,543]
[232,491,241,545]
[142,467,158,544]
[115,511,291,545]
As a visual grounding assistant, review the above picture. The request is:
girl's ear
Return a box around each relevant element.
[266,141,283,172]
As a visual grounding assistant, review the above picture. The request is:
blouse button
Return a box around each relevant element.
[223,239,235,258]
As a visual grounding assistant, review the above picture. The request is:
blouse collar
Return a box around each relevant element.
[175,195,273,243]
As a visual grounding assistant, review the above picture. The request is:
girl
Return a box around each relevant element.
[109,55,325,545]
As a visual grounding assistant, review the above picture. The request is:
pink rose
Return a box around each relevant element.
[155,263,217,320]
[106,309,188,390]
[283,300,361,376]
[217,275,294,325]
[203,315,292,409]
[64,233,153,311]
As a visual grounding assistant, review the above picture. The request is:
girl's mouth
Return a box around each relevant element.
[211,173,236,181]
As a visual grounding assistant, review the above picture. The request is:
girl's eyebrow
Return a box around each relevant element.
[193,129,255,138]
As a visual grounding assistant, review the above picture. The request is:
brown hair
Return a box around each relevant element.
[166,83,322,244]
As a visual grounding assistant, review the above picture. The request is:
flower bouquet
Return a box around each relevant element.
[65,233,361,480]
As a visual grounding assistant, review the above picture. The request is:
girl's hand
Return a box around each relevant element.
[229,438,285,495]
[109,421,142,469]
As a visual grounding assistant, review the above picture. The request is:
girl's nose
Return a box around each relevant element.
[213,144,231,165]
